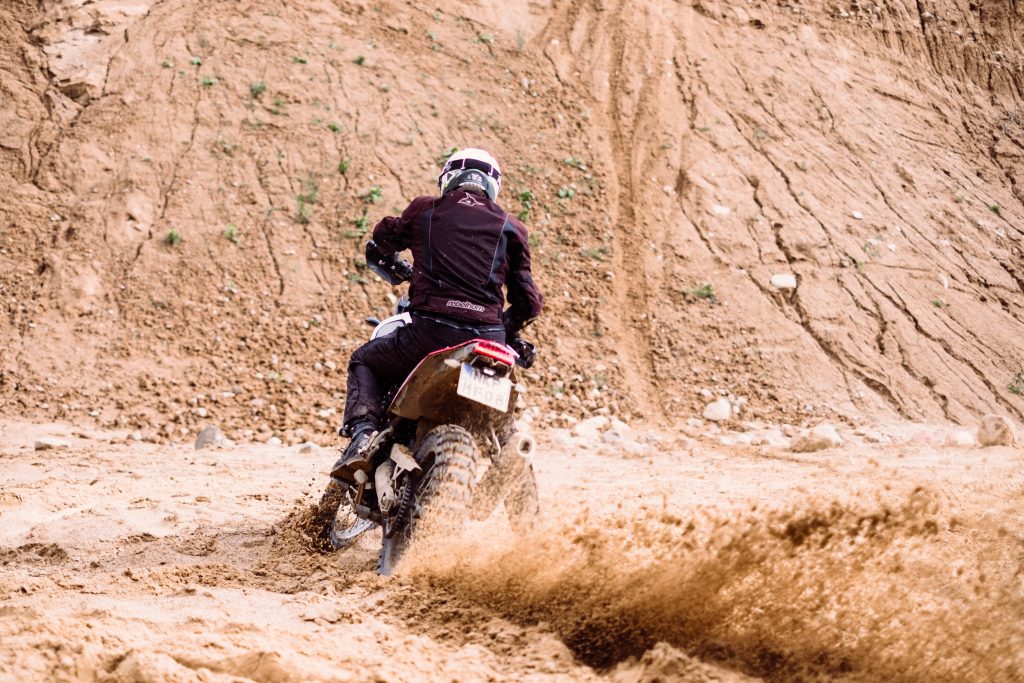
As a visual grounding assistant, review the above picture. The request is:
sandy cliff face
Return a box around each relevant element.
[1,0,1022,439]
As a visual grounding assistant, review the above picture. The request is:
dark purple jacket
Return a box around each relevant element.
[372,189,543,332]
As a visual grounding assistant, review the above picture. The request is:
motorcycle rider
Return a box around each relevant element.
[331,148,544,482]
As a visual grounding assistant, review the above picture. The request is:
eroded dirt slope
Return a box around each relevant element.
[1,0,1023,441]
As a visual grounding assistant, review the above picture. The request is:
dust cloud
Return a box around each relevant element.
[407,487,1024,681]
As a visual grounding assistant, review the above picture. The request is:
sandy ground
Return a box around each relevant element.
[1,418,1021,682]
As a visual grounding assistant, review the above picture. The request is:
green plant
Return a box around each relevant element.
[437,146,459,166]
[517,189,535,220]
[989,203,1002,215]
[347,273,367,284]
[223,224,239,243]
[354,55,366,65]
[563,157,586,170]
[165,229,182,246]
[477,32,493,44]
[1009,370,1024,395]
[161,60,173,69]
[932,298,948,308]
[337,158,351,174]
[685,283,716,300]
[190,56,202,66]
[327,121,342,133]
[557,185,576,199]
[295,197,312,224]
[201,76,217,87]
[362,185,383,204]
[291,56,308,64]
[249,81,267,98]
[580,245,610,261]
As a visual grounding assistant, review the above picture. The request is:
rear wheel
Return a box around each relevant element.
[377,425,481,575]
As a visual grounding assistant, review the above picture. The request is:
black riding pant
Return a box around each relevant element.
[342,314,505,433]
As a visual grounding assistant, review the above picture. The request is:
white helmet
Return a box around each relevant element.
[437,148,502,200]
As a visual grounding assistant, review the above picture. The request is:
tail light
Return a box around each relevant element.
[472,340,516,366]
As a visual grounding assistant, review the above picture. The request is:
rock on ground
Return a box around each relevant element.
[702,398,733,422]
[977,415,1016,447]
[194,425,222,450]
[790,423,843,453]
[34,437,71,451]
[943,430,976,448]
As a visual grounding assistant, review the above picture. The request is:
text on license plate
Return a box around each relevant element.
[457,363,512,412]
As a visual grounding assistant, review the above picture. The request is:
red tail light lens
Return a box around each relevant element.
[473,340,516,366]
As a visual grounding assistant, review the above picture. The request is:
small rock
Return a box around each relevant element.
[977,415,1016,447]
[790,423,843,453]
[770,273,797,290]
[573,416,609,439]
[299,442,318,454]
[685,417,705,428]
[267,436,283,446]
[943,430,976,448]
[194,425,222,450]
[549,428,574,448]
[702,398,733,422]
[851,210,864,220]
[130,431,143,442]
[34,437,71,451]
[858,429,889,444]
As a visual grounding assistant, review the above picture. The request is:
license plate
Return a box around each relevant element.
[457,363,512,412]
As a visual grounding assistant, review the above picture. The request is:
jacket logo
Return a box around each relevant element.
[457,194,484,207]
[446,299,486,313]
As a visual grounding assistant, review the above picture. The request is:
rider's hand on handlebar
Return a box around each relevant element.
[509,337,536,369]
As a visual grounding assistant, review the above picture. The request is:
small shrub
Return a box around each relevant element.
[201,76,217,87]
[354,55,366,66]
[338,158,351,174]
[557,186,576,199]
[291,56,308,64]
[223,224,239,243]
[685,283,716,300]
[1010,371,1024,395]
[190,56,202,66]
[932,299,948,308]
[165,229,182,246]
[437,146,459,166]
[989,203,1002,215]
[161,60,173,69]
[477,33,493,44]
[249,81,267,98]
[362,186,383,204]
[517,189,535,220]
[563,157,586,170]
[295,195,314,224]
[327,122,342,133]
[580,245,610,261]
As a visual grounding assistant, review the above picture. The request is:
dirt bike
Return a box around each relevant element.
[311,242,540,575]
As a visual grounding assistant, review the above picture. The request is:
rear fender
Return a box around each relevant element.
[388,340,518,425]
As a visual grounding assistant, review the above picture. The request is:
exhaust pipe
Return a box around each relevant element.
[502,432,535,459]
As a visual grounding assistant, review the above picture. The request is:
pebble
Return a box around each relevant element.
[130,431,143,442]
[573,416,609,439]
[194,425,222,450]
[770,273,797,289]
[943,430,976,448]
[790,423,843,453]
[298,442,319,455]
[267,436,283,446]
[702,398,733,422]
[34,437,71,451]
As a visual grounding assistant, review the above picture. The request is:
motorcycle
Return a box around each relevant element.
[311,242,540,575]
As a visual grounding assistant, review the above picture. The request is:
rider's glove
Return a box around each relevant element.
[510,337,536,369]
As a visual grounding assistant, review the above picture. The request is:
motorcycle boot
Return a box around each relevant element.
[330,418,378,482]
